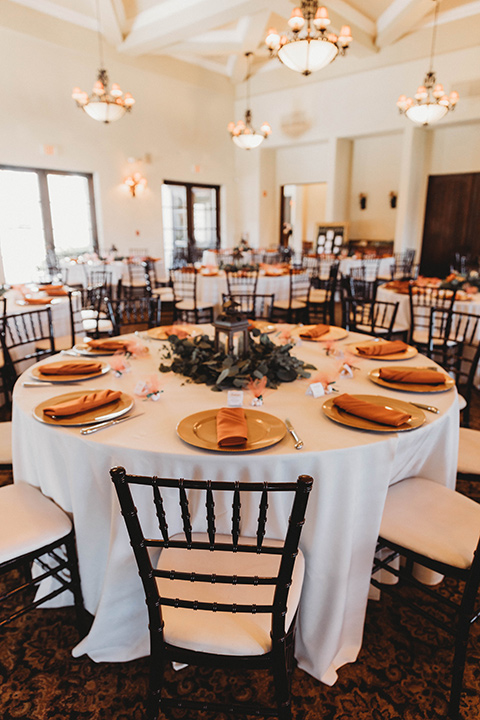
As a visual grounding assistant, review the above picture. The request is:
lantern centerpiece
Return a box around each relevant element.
[214,299,250,358]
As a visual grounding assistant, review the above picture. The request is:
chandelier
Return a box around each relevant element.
[227,53,271,150]
[72,0,135,123]
[265,2,352,76]
[396,0,458,126]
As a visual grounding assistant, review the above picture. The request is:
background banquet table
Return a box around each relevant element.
[11,328,459,685]
[195,271,300,313]
[376,284,480,335]
[4,289,73,340]
[60,259,166,288]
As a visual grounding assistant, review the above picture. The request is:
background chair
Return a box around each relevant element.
[79,286,113,338]
[106,296,161,335]
[408,285,457,349]
[342,297,399,339]
[170,267,214,324]
[0,482,86,634]
[225,268,259,295]
[429,308,480,478]
[111,467,313,720]
[272,268,310,323]
[1,308,55,399]
[35,290,86,353]
[144,260,174,303]
[371,477,480,720]
[307,261,339,324]
[221,292,275,320]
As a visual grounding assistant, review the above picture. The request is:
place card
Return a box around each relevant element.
[227,390,244,407]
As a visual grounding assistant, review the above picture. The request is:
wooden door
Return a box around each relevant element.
[420,173,480,277]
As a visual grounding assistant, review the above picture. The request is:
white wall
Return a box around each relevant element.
[0,21,236,267]
[302,183,327,247]
[234,44,480,249]
[348,133,402,240]
[429,121,480,175]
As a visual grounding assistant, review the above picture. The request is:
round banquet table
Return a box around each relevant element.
[376,284,480,335]
[11,328,459,685]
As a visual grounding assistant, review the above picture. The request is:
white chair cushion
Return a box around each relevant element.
[458,427,480,475]
[0,421,12,464]
[176,299,212,311]
[82,318,113,333]
[152,288,174,301]
[0,483,72,564]
[458,394,467,411]
[412,329,456,347]
[80,310,108,320]
[156,533,305,656]
[308,289,327,304]
[380,477,480,569]
[273,299,306,311]
[355,323,388,335]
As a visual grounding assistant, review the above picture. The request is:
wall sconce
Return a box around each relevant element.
[389,191,398,209]
[359,193,367,210]
[124,172,147,197]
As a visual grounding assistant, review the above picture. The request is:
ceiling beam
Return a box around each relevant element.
[376,0,435,49]
[229,10,272,83]
[8,0,96,31]
[118,0,269,55]
[101,0,125,46]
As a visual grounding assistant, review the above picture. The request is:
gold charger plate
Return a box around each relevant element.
[146,325,192,340]
[294,325,348,342]
[33,390,134,427]
[346,340,418,361]
[322,394,425,433]
[368,367,455,394]
[31,361,110,383]
[177,409,286,452]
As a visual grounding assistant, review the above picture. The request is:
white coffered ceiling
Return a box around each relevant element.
[6,0,480,83]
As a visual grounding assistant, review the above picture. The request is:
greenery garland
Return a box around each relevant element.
[159,330,316,391]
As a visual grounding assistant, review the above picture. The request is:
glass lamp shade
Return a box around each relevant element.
[278,38,338,75]
[83,100,126,123]
[405,102,448,126]
[233,133,265,150]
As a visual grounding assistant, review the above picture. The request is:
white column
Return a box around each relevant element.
[325,138,353,223]
[394,125,432,256]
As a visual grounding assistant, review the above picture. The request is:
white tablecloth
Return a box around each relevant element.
[197,272,294,314]
[376,285,480,334]
[60,260,167,287]
[4,290,72,341]
[11,329,459,684]
[339,257,394,279]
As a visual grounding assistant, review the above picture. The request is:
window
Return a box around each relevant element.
[161,181,220,269]
[0,166,98,283]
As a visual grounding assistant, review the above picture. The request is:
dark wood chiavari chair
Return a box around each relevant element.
[111,467,313,720]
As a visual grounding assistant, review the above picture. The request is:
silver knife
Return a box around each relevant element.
[285,418,304,449]
[409,402,439,414]
[80,413,144,435]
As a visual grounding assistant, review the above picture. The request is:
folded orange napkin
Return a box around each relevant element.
[333,393,411,427]
[356,341,409,357]
[216,408,248,447]
[24,297,53,305]
[43,389,122,417]
[39,361,103,376]
[44,286,68,296]
[378,367,446,385]
[86,339,130,351]
[160,326,190,339]
[299,324,330,339]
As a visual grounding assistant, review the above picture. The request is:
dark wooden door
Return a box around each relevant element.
[420,173,480,277]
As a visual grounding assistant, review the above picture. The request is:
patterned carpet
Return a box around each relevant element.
[0,393,479,720]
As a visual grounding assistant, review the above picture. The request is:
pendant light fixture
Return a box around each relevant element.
[72,0,135,123]
[397,0,458,126]
[265,1,352,76]
[227,53,272,150]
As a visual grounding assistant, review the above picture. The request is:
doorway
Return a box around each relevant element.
[280,183,327,254]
